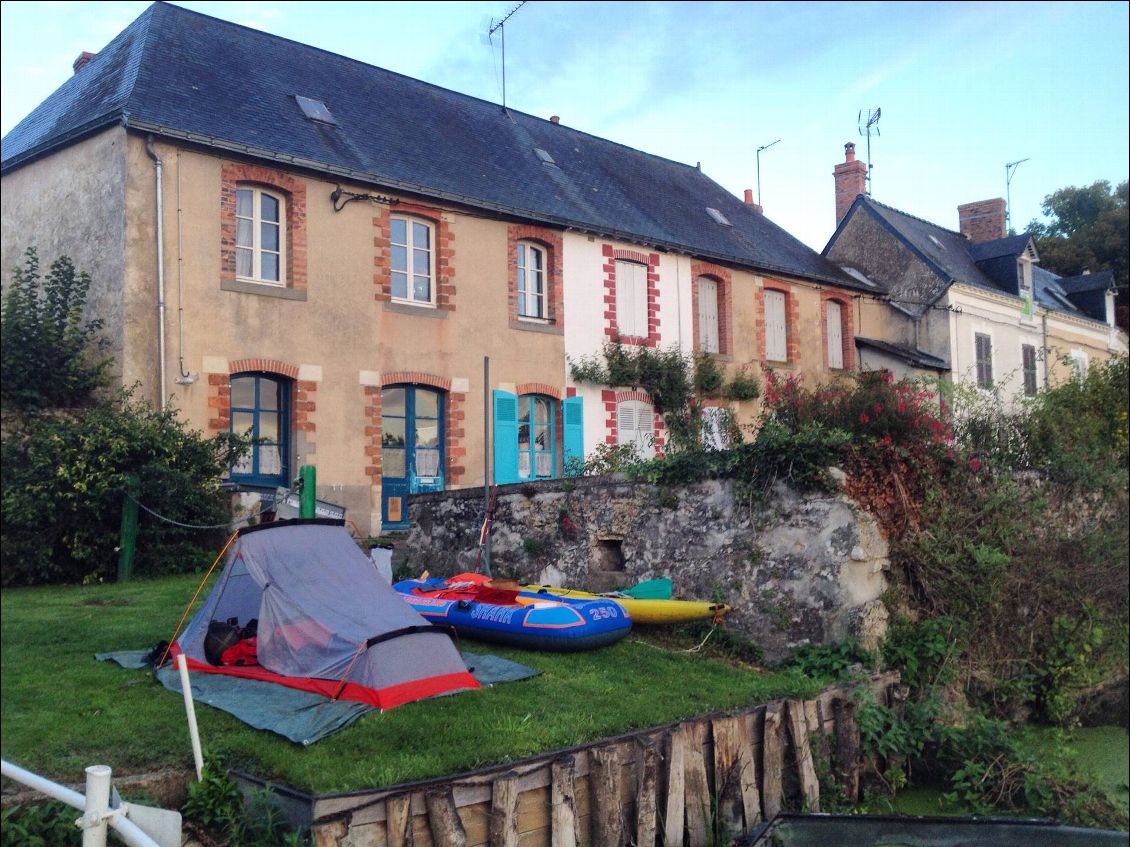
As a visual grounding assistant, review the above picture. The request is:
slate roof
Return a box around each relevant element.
[854,338,949,372]
[828,195,1113,326]
[1056,270,1114,295]
[1,2,863,291]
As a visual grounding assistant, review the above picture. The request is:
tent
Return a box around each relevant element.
[171,518,480,710]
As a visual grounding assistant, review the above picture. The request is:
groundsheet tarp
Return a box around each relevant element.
[98,650,539,745]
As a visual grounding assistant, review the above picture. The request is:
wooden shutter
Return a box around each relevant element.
[1022,344,1037,396]
[699,278,719,353]
[562,395,584,474]
[492,389,519,484]
[765,290,787,362]
[826,301,843,369]
[616,261,647,338]
[975,333,992,388]
[617,401,636,449]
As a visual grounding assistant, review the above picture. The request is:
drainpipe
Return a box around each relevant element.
[1041,311,1050,387]
[145,136,168,409]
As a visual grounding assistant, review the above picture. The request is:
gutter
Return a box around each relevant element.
[144,135,168,410]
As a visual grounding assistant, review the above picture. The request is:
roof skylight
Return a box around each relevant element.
[295,95,337,125]
[705,207,732,227]
[927,235,945,250]
[534,147,556,165]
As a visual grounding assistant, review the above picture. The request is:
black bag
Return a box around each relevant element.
[204,618,242,665]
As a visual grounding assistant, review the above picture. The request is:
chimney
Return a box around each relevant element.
[957,199,1006,243]
[72,51,96,74]
[549,115,560,124]
[742,189,764,214]
[833,142,867,225]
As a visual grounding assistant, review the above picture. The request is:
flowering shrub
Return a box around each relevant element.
[762,370,955,534]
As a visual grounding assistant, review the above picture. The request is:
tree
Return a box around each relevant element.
[1027,180,1129,329]
[1,247,112,411]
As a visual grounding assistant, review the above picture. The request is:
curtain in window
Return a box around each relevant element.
[765,290,787,361]
[826,301,843,369]
[699,277,719,353]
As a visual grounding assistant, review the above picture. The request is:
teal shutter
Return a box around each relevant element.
[493,389,520,485]
[562,395,584,475]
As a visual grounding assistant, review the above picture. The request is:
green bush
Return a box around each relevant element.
[1,247,111,411]
[1,802,81,847]
[1,390,247,586]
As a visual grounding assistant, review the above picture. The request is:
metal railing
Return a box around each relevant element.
[1,759,179,847]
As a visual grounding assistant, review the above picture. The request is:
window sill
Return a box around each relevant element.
[510,318,562,335]
[384,301,449,319]
[222,278,307,301]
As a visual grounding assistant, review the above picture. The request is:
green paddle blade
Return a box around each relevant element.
[621,578,673,600]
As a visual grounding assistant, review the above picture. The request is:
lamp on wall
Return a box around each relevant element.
[329,185,399,212]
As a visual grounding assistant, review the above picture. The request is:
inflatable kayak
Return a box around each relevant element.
[393,573,631,652]
[520,583,730,625]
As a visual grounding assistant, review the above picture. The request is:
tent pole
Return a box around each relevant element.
[482,356,492,577]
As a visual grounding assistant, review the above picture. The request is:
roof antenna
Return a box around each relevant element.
[488,1,528,112]
[1005,158,1030,233]
[755,139,780,208]
[857,107,881,195]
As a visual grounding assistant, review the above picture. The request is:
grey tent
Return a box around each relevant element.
[173,519,479,709]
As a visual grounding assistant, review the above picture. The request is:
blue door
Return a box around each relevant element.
[381,385,445,529]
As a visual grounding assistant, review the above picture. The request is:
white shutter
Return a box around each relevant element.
[699,278,719,353]
[617,402,636,449]
[765,290,787,361]
[827,301,843,369]
[616,261,648,338]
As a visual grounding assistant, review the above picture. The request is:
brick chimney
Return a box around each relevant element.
[957,199,1006,243]
[549,115,560,124]
[72,51,96,74]
[834,142,867,225]
[743,189,764,214]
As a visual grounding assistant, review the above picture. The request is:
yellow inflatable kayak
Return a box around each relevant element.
[519,584,730,625]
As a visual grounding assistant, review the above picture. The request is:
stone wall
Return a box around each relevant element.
[403,475,889,661]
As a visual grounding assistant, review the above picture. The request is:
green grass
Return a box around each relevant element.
[1,574,821,794]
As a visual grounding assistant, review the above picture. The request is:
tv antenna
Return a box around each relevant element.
[857,107,881,194]
[755,139,780,208]
[488,0,529,111]
[1005,158,1030,231]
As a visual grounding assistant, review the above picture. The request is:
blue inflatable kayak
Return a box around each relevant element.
[393,573,631,652]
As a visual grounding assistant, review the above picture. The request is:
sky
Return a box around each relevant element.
[1,1,1127,252]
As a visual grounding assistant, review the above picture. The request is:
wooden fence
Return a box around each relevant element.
[267,673,899,847]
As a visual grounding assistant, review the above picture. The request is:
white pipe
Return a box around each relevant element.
[82,765,111,847]
[175,148,192,382]
[0,760,163,847]
[176,654,204,780]
[145,136,168,410]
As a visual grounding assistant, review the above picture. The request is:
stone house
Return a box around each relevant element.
[823,144,1126,399]
[2,2,872,534]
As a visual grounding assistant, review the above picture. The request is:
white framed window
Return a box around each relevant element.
[235,187,285,285]
[1071,349,1089,381]
[1021,343,1039,396]
[390,215,435,305]
[764,289,787,362]
[698,277,719,354]
[617,399,654,458]
[1018,258,1034,320]
[826,300,844,369]
[974,332,993,389]
[517,242,547,319]
[615,260,648,339]
[702,406,728,450]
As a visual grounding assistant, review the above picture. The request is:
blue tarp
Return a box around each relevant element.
[97,650,539,745]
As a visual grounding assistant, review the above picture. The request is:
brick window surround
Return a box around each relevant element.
[691,262,733,357]
[602,245,661,347]
[207,358,316,466]
[508,225,564,333]
[757,280,800,366]
[821,292,856,371]
[220,164,307,290]
[363,372,466,486]
[373,204,457,311]
[601,388,665,455]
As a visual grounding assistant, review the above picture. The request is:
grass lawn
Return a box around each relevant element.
[1,574,822,795]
